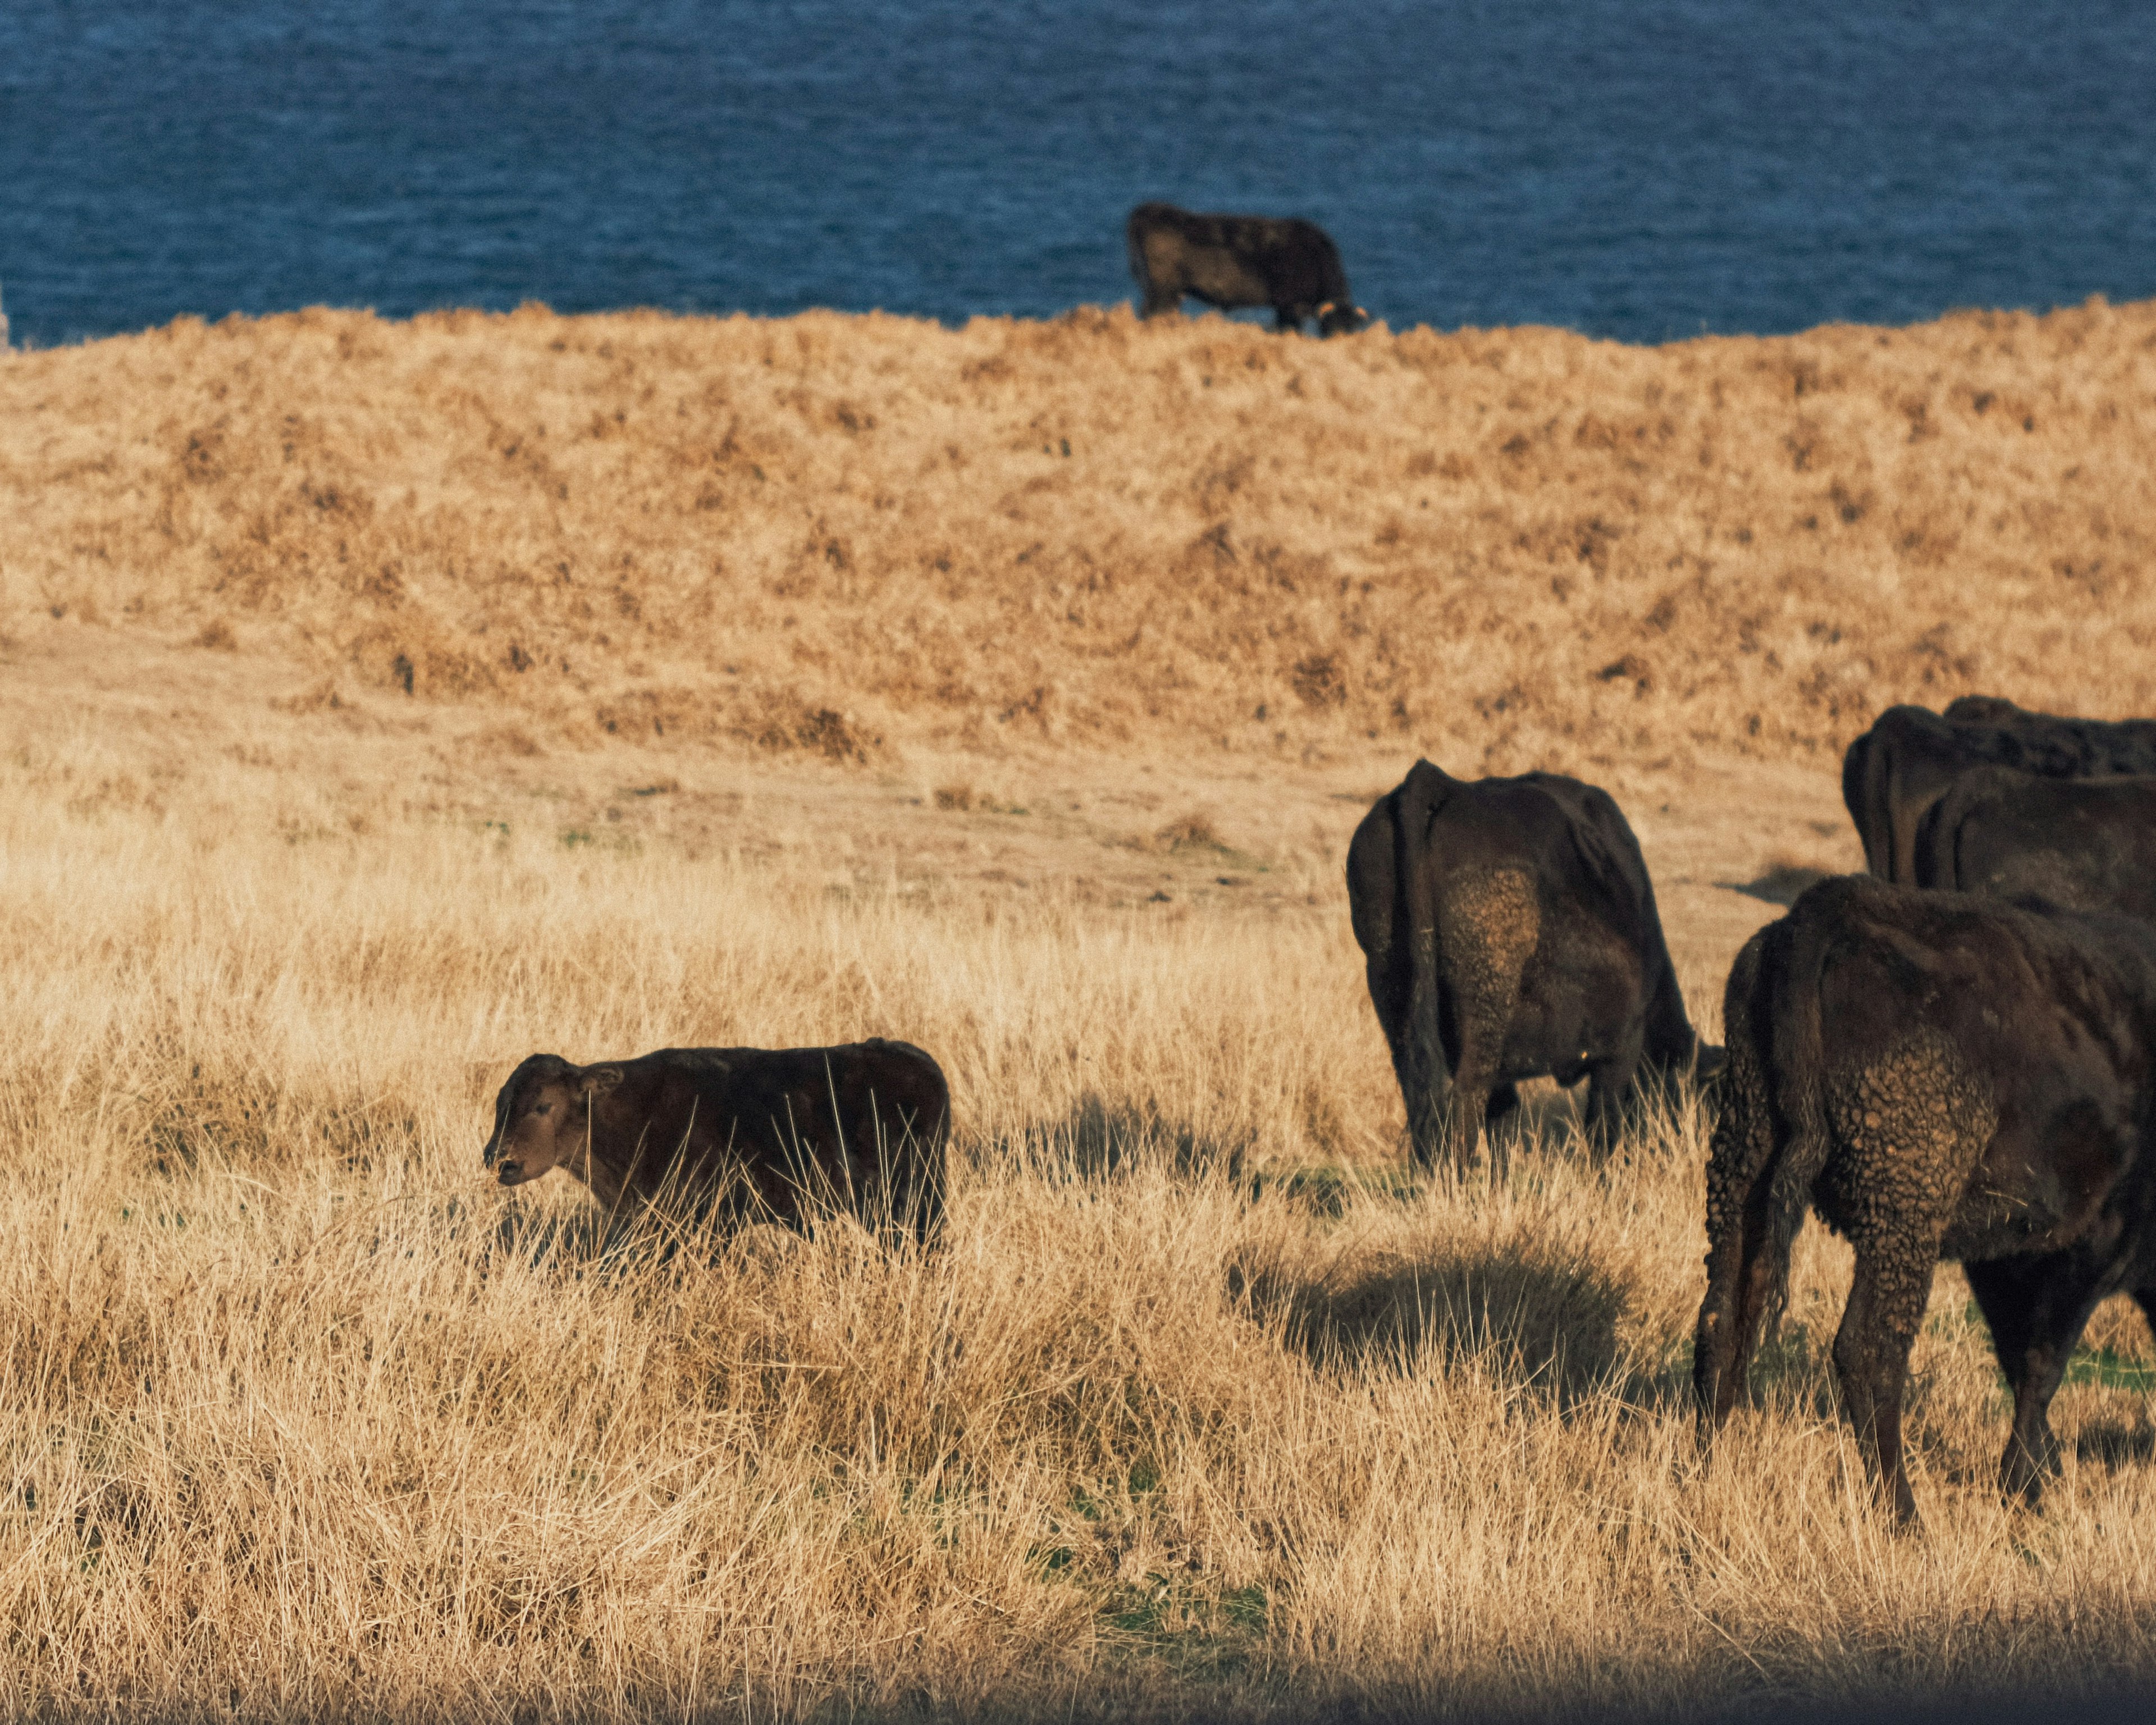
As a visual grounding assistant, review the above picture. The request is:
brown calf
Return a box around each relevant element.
[483,1039,949,1244]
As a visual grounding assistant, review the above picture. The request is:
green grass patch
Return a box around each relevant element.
[2065,1345,2156,1393]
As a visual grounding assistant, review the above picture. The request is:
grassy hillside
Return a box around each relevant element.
[4,298,2154,770]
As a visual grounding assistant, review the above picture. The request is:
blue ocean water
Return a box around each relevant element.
[2,1,2152,349]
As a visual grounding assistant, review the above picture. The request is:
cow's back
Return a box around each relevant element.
[1853,701,2156,884]
[1943,695,2156,772]
[1920,768,2156,920]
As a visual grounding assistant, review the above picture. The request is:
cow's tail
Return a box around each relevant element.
[1694,925,1773,1427]
[1693,888,1835,1432]
[1758,884,1842,1333]
[1392,760,1453,1163]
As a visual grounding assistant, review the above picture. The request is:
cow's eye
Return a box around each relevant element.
[533,1102,552,1117]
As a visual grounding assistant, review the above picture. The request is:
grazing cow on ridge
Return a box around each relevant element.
[1842,698,2156,884]
[1346,759,1711,1167]
[1694,875,2156,1526]
[1914,766,2156,919]
[1127,202,1369,336]
[484,1040,949,1245]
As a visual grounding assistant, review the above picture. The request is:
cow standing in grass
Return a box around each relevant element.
[1346,759,1709,1167]
[1694,875,2156,1526]
[1842,697,2156,885]
[1127,202,1369,336]
[484,1039,949,1245]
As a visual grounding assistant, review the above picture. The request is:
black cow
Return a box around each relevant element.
[1127,202,1369,336]
[1694,876,2156,1525]
[1915,766,2156,919]
[1346,759,1709,1167]
[1842,699,2156,885]
[484,1040,949,1245]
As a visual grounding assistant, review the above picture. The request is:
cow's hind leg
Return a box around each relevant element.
[1819,1027,1997,1526]
[1693,1104,1784,1439]
[1831,1242,1939,1527]
[1968,1253,2105,1508]
[1435,868,1538,1170]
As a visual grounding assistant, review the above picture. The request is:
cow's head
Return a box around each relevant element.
[484,1055,623,1186]
[1317,302,1371,337]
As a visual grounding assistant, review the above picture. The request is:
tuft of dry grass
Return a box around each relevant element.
[4,720,2156,1721]
[3,298,2154,775]
[1152,811,1224,852]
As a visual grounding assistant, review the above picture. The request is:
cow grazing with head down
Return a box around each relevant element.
[1127,202,1369,336]
[1694,875,2156,1526]
[1914,765,2156,919]
[484,1039,949,1245]
[1346,759,1710,1167]
[1842,698,2156,886]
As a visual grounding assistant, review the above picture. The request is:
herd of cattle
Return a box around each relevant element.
[1100,207,2156,1525]
[482,692,2156,1528]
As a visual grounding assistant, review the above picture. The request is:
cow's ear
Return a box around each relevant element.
[583,1066,625,1097]
[1317,300,1335,316]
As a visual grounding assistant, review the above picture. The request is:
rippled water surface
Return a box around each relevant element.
[2,1,2152,346]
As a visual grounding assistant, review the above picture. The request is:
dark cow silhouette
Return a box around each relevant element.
[1842,698,2156,884]
[1127,202,1369,336]
[1346,759,1709,1167]
[1694,875,2156,1526]
[1915,765,2156,919]
[484,1039,949,1245]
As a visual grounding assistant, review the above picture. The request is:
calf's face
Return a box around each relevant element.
[483,1056,623,1186]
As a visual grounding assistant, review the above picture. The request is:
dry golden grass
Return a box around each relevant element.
[1,699,2154,1722]
[4,296,2155,773]
[4,302,2156,1718]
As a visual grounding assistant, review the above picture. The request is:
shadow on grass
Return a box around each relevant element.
[1016,1090,1255,1182]
[2076,1420,2156,1471]
[1246,1160,1419,1218]
[1719,862,1833,906]
[1243,1237,1634,1401]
